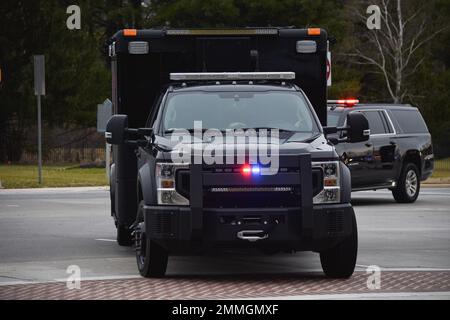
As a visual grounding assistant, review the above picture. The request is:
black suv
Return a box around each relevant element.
[327,101,434,203]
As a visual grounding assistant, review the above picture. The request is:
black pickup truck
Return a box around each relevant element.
[327,100,434,203]
[105,28,370,279]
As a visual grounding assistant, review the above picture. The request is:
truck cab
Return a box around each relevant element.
[105,28,369,279]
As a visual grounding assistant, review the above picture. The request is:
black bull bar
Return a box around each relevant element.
[189,153,314,239]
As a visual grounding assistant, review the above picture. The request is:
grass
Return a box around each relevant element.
[0,158,449,189]
[0,165,107,189]
[432,170,450,179]
[424,158,450,184]
[432,158,450,177]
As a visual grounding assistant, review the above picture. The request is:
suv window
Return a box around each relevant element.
[391,109,428,134]
[379,111,394,133]
[361,111,387,135]
[327,111,342,127]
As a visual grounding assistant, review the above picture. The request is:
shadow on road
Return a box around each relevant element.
[351,197,397,206]
[164,250,324,278]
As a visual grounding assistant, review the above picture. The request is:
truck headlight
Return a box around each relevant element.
[313,161,340,204]
[156,163,189,205]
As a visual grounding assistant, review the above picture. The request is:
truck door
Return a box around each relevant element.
[333,111,373,190]
[360,110,397,186]
[337,139,373,190]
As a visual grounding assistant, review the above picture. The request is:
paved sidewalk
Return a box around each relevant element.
[1,271,449,300]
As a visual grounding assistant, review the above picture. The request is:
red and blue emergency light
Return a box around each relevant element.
[241,165,261,176]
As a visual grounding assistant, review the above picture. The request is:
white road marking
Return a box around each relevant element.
[0,186,109,194]
[95,239,116,242]
[420,193,450,196]
[362,227,450,232]
[0,275,141,286]
[53,274,141,282]
[356,264,450,271]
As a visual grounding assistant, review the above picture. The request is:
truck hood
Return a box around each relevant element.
[155,133,337,161]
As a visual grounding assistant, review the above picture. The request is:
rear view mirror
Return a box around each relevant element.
[105,114,155,147]
[346,113,370,143]
[105,115,128,145]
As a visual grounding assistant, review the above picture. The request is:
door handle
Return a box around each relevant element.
[365,142,373,147]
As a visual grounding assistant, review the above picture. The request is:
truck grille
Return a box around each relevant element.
[176,167,323,208]
[204,186,301,208]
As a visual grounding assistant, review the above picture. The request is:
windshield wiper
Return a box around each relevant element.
[286,132,322,143]
[165,127,298,134]
[164,128,218,134]
[238,127,299,133]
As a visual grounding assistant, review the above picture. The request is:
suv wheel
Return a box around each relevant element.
[392,163,420,203]
[320,212,358,278]
[117,224,133,246]
[134,201,168,278]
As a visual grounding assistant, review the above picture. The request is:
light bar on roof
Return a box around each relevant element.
[328,99,360,107]
[170,72,295,81]
[166,29,279,36]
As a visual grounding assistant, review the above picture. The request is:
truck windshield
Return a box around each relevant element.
[162,91,320,136]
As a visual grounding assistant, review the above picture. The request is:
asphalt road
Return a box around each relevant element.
[0,186,449,298]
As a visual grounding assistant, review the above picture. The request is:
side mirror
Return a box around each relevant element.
[105,115,128,145]
[346,112,370,143]
[323,127,339,145]
[105,114,155,147]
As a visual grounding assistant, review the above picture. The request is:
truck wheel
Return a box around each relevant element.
[117,224,133,247]
[134,201,168,278]
[392,163,420,203]
[320,212,358,278]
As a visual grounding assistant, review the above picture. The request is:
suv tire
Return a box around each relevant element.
[392,163,420,203]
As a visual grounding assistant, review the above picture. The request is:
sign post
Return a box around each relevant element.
[326,51,332,87]
[97,99,113,183]
[34,55,46,184]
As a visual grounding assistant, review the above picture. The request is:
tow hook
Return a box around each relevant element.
[237,230,269,242]
[236,218,279,242]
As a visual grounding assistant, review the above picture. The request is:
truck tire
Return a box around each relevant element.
[117,224,133,247]
[392,163,420,203]
[320,212,358,278]
[110,190,115,218]
[135,201,168,278]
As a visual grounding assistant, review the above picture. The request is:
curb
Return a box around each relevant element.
[422,184,450,188]
[0,186,109,194]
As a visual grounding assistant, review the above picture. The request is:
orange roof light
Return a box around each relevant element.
[307,28,321,36]
[123,29,137,37]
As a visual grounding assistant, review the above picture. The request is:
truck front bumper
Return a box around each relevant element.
[144,154,354,253]
[143,203,354,253]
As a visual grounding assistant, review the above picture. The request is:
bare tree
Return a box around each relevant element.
[348,0,447,103]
